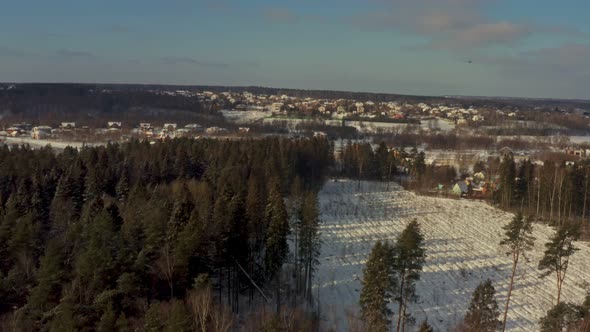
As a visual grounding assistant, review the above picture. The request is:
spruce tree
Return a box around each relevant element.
[115,172,129,202]
[500,213,535,332]
[394,219,426,332]
[463,279,501,332]
[298,191,321,301]
[359,240,395,332]
[264,179,289,313]
[265,180,289,278]
[538,222,581,305]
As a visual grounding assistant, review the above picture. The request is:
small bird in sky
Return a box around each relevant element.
[467,60,473,64]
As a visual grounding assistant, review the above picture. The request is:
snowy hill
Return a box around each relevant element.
[316,180,590,331]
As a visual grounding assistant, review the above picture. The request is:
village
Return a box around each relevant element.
[2,86,590,202]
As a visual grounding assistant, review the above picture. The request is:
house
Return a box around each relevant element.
[270,102,284,112]
[6,127,20,137]
[31,126,52,139]
[107,122,122,129]
[163,123,177,131]
[60,122,76,129]
[565,148,585,158]
[452,181,469,196]
[239,127,250,133]
[139,123,152,130]
[185,123,203,132]
[205,127,228,134]
[174,128,192,138]
[473,171,486,182]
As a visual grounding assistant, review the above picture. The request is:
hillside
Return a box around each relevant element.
[317,180,590,331]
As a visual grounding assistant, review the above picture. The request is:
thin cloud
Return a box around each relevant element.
[0,46,39,58]
[350,0,586,51]
[159,56,231,69]
[56,49,99,60]
[483,43,590,81]
[261,7,300,24]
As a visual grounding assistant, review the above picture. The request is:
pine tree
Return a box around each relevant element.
[168,183,194,241]
[411,152,426,188]
[463,279,501,332]
[165,300,191,332]
[498,155,516,209]
[394,219,426,332]
[499,213,535,332]
[48,296,77,332]
[538,222,580,305]
[359,240,395,331]
[144,302,163,332]
[27,239,66,314]
[298,191,321,301]
[97,303,117,332]
[540,302,585,332]
[115,313,130,332]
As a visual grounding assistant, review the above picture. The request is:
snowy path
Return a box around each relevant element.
[316,180,590,331]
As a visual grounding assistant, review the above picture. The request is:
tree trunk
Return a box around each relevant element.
[307,254,313,302]
[294,225,299,296]
[583,169,588,222]
[550,168,557,222]
[537,174,541,220]
[401,295,409,332]
[396,274,406,332]
[502,255,519,332]
[275,274,281,314]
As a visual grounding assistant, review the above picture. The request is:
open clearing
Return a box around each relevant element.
[316,180,590,331]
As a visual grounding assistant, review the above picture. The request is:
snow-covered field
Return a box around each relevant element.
[316,180,590,331]
[2,137,102,150]
[220,110,269,124]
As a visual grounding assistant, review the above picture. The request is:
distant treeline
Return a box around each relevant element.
[4,83,589,113]
[0,84,225,128]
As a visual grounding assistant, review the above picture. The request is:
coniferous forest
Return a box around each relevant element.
[0,137,332,331]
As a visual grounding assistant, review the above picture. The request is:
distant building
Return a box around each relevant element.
[6,127,20,137]
[60,122,76,129]
[107,121,122,129]
[163,123,177,131]
[185,123,203,132]
[270,102,284,112]
[32,126,52,139]
[174,128,192,138]
[205,127,228,134]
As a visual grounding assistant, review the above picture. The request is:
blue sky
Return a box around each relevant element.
[1,0,589,99]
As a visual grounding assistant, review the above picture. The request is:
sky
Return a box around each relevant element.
[1,0,590,99]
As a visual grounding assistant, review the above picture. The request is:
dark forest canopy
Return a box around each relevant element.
[0,84,225,128]
[0,137,333,330]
